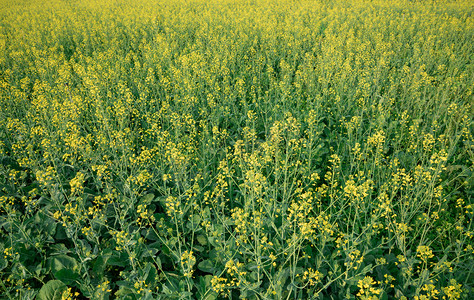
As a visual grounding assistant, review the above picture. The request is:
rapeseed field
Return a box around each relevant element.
[0,0,473,298]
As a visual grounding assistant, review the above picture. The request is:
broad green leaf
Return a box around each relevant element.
[108,251,129,267]
[141,262,157,285]
[197,260,215,273]
[196,234,207,246]
[37,280,67,300]
[49,255,79,274]
[141,228,159,241]
[204,292,218,300]
[116,280,133,288]
[93,254,110,278]
[50,244,70,255]
[54,269,80,285]
[142,193,155,203]
[140,246,158,258]
[92,248,112,278]
[0,257,7,271]
[193,245,204,252]
[114,286,137,299]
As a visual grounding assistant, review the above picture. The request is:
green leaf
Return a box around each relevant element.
[35,262,46,276]
[193,245,204,252]
[0,257,7,271]
[54,224,68,240]
[141,228,159,241]
[93,249,112,278]
[92,256,108,279]
[49,255,79,274]
[208,249,218,260]
[360,263,373,275]
[54,269,80,285]
[204,293,217,300]
[141,292,154,300]
[140,246,158,258]
[197,260,215,273]
[50,244,70,255]
[187,214,201,230]
[37,280,67,300]
[116,280,133,288]
[108,251,129,267]
[114,286,137,299]
[198,275,216,298]
[141,262,157,285]
[196,234,207,246]
[142,193,155,203]
[179,291,193,298]
[155,256,162,270]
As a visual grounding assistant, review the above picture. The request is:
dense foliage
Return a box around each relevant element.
[0,0,473,299]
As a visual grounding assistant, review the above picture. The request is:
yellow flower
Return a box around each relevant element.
[417,245,434,262]
[357,276,382,299]
[70,172,85,195]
